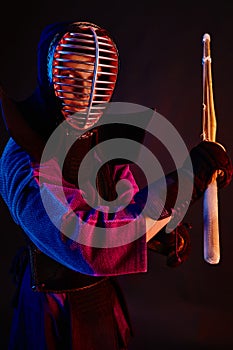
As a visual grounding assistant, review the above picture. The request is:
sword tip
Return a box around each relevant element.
[203,33,211,42]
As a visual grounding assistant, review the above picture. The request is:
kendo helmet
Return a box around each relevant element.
[45,21,119,131]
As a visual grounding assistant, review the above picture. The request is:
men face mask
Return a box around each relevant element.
[49,22,119,131]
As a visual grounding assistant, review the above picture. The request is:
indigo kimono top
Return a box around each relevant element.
[0,138,147,276]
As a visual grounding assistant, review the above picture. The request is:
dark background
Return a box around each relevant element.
[0,1,233,349]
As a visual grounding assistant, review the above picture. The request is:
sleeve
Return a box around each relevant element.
[0,138,147,276]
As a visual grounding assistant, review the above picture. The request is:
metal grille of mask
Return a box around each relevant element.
[52,26,118,130]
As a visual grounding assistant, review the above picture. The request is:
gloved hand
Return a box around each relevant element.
[184,141,233,202]
[148,222,192,268]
